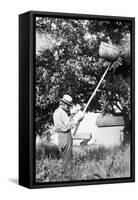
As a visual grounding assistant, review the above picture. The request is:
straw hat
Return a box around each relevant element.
[60,94,73,106]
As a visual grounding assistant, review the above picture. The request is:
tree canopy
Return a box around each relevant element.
[35,17,131,137]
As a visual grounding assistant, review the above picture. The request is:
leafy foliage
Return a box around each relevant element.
[35,17,131,137]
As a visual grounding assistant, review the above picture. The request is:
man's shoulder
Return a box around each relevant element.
[54,106,65,115]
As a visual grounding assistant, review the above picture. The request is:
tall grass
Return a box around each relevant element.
[36,144,130,183]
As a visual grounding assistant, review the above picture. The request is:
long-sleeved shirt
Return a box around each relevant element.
[53,106,76,133]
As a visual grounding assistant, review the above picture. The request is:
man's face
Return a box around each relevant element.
[60,101,72,113]
[63,104,70,112]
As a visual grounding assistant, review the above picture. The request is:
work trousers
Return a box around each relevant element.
[58,132,73,178]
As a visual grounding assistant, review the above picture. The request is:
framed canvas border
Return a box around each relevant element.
[19,11,135,189]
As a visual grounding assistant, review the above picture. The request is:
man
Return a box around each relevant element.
[53,94,84,179]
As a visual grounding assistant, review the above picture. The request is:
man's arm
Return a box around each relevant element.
[60,109,76,132]
[61,110,84,132]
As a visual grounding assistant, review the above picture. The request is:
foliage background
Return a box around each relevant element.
[35,17,131,140]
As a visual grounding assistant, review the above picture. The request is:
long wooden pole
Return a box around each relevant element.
[73,64,111,136]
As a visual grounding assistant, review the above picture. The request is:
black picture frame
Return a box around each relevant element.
[19,10,135,189]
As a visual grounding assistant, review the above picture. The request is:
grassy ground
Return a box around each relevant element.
[36,143,130,183]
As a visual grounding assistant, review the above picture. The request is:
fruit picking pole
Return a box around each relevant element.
[73,63,111,136]
[83,64,111,114]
